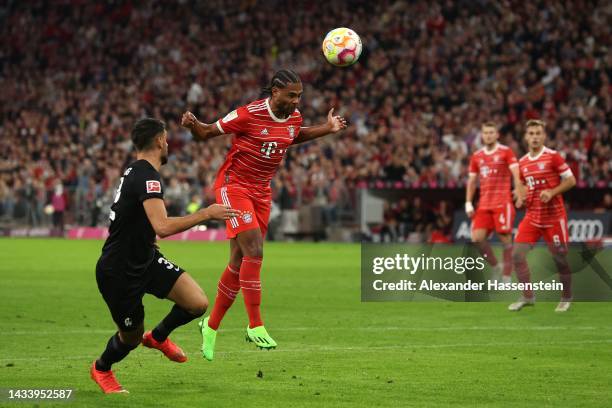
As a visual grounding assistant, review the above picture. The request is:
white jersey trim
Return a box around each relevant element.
[482,143,499,155]
[506,202,512,230]
[247,102,267,112]
[560,219,568,242]
[265,98,290,123]
[220,187,239,228]
[216,120,225,134]
[525,146,554,161]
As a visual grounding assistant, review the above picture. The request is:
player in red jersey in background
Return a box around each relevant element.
[181,69,347,360]
[466,122,525,283]
[509,119,576,312]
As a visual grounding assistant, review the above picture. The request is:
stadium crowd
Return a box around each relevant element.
[0,0,610,234]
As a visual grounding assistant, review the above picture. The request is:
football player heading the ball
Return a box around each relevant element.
[181,69,347,360]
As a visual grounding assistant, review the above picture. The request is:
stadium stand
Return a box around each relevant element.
[0,0,610,240]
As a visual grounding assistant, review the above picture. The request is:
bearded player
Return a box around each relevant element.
[181,69,347,360]
[509,119,576,312]
[91,118,238,393]
[466,122,525,282]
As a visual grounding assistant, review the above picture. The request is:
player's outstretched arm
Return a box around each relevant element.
[293,108,347,145]
[181,111,223,142]
[143,198,240,238]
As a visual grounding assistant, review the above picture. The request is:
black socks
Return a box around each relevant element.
[95,332,138,371]
[151,304,201,343]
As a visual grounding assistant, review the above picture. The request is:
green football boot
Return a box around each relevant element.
[245,325,277,350]
[198,317,217,361]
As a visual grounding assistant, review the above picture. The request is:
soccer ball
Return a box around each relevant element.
[322,27,362,67]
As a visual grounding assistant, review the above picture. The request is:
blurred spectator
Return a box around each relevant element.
[51,182,67,234]
[165,178,189,216]
[379,201,399,242]
[429,200,453,243]
[595,193,612,214]
[186,194,202,215]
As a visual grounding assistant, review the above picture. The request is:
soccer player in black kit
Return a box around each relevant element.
[91,118,239,393]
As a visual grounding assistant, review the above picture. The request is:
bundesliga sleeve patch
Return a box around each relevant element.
[146,180,161,193]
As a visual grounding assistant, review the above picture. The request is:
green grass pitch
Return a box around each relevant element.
[0,238,611,407]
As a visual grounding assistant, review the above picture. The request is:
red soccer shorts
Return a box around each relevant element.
[471,203,515,235]
[216,185,271,239]
[515,216,569,252]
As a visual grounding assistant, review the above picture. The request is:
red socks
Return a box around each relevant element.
[240,256,263,328]
[208,264,240,330]
[503,244,513,277]
[553,251,572,300]
[513,252,534,299]
[208,257,265,330]
[476,241,498,267]
[558,266,572,299]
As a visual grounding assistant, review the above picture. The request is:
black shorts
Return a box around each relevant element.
[96,250,185,331]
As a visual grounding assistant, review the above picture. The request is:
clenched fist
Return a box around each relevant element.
[181,111,198,129]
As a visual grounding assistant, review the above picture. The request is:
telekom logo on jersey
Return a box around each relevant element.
[261,141,278,158]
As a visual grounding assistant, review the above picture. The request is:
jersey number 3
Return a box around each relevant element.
[109,168,132,221]
[109,177,124,221]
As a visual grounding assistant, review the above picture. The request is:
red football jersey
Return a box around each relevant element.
[468,144,518,210]
[214,98,302,196]
[519,147,573,227]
